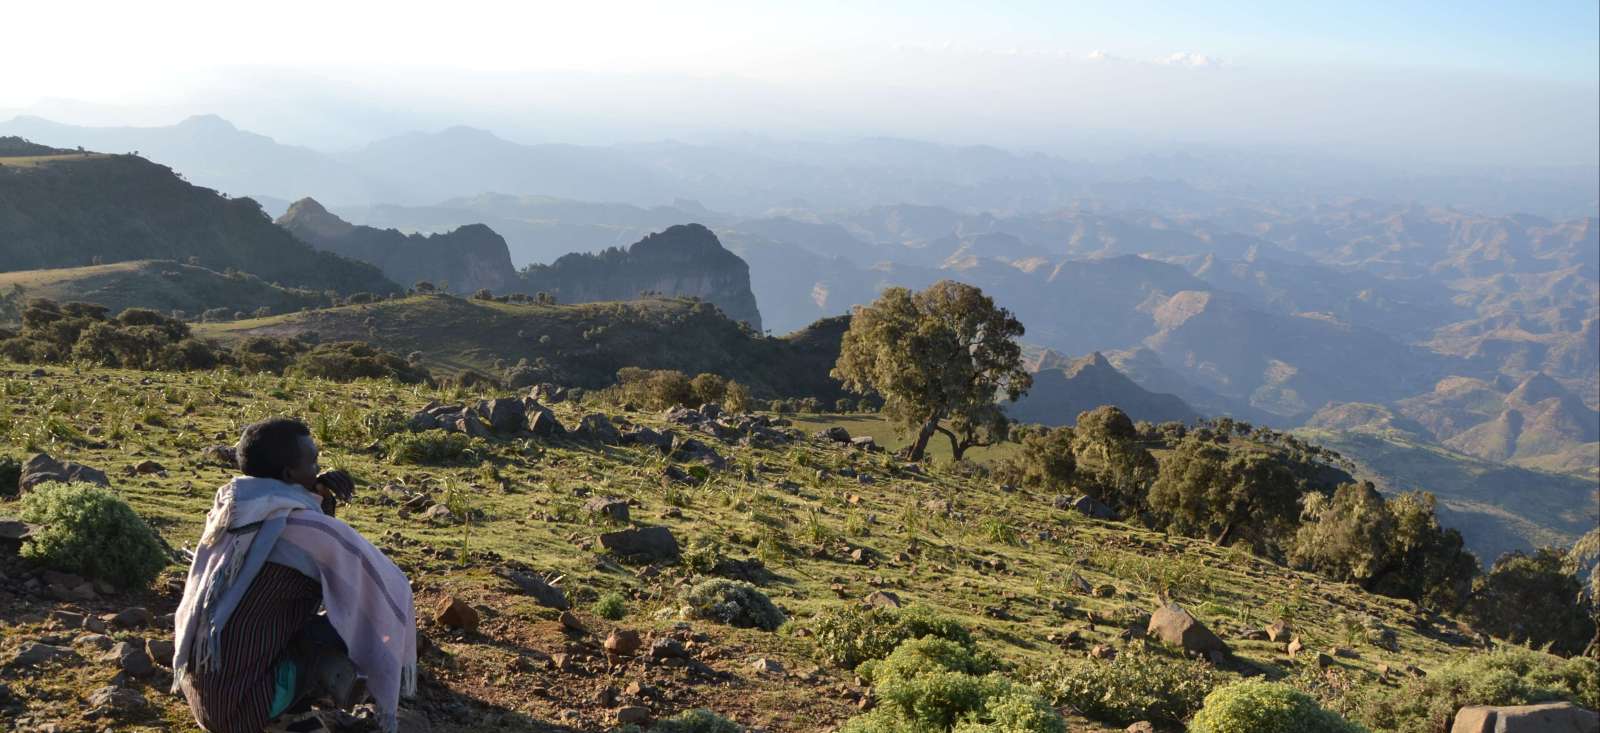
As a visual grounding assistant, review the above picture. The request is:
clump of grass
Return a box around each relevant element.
[382,431,475,465]
[592,591,628,620]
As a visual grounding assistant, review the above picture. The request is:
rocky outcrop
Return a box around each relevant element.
[278,198,519,295]
[521,224,763,331]
[1451,702,1598,733]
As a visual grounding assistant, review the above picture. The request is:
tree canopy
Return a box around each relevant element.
[832,281,1030,461]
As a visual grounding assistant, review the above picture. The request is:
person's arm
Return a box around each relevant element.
[315,470,356,517]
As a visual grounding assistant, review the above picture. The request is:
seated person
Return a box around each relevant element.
[173,418,416,733]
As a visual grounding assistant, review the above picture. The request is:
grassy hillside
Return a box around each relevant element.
[0,363,1559,732]
[0,260,331,320]
[1296,427,1598,564]
[0,150,397,294]
[197,294,846,399]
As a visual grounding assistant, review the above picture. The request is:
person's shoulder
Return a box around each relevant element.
[282,509,374,546]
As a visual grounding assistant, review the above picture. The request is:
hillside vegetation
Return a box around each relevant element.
[0,363,1592,732]
[197,294,841,399]
[0,260,332,320]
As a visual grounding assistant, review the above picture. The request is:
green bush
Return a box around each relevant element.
[1030,644,1217,727]
[290,341,431,384]
[682,579,786,631]
[382,431,475,465]
[651,708,745,733]
[1191,681,1366,733]
[1334,648,1599,733]
[592,591,627,620]
[18,481,168,589]
[843,638,1065,733]
[0,455,19,498]
[811,603,976,671]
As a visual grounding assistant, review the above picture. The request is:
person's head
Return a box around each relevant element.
[237,418,319,492]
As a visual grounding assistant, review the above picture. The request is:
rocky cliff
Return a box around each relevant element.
[277,198,519,294]
[521,224,763,331]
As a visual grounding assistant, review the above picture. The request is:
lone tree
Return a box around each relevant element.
[832,281,1030,461]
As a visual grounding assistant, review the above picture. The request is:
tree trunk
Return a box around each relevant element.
[908,419,939,461]
[1214,522,1235,547]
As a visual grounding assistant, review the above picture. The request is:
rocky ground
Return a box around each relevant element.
[0,365,1509,732]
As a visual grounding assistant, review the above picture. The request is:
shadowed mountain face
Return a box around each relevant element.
[522,224,763,331]
[1007,351,1200,426]
[277,198,519,295]
[0,152,396,294]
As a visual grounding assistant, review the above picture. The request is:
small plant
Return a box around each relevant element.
[843,638,1065,733]
[682,578,786,631]
[1332,647,1599,733]
[382,431,474,465]
[593,591,627,620]
[811,604,975,671]
[18,481,168,589]
[650,708,745,733]
[1030,643,1218,727]
[1190,681,1367,733]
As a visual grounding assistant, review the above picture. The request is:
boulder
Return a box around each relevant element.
[864,590,902,609]
[1265,620,1293,643]
[751,657,785,674]
[433,596,480,634]
[528,409,566,437]
[1147,603,1228,657]
[605,629,642,657]
[477,398,527,434]
[850,436,880,452]
[583,496,631,523]
[598,526,680,561]
[623,427,673,453]
[1067,495,1118,520]
[1450,702,1598,733]
[819,426,851,443]
[500,569,569,610]
[20,453,109,493]
[457,413,493,439]
[0,518,33,555]
[575,414,621,444]
[101,640,154,677]
[200,444,239,468]
[87,685,147,714]
[616,706,651,725]
[146,638,175,668]
[132,459,165,475]
[6,641,78,668]
[109,607,153,629]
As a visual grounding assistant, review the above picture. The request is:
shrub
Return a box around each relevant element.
[1030,644,1217,727]
[690,373,728,406]
[1466,548,1594,656]
[232,336,306,374]
[650,708,745,733]
[1191,682,1367,733]
[0,455,19,498]
[811,603,975,671]
[382,431,475,465]
[290,341,431,384]
[615,367,697,409]
[593,591,627,620]
[1334,648,1599,733]
[724,382,752,414]
[682,579,786,631]
[843,638,1065,733]
[18,482,168,589]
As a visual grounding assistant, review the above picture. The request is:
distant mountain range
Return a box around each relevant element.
[1008,351,1200,426]
[3,115,1595,219]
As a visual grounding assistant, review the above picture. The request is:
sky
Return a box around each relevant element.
[3,1,1597,165]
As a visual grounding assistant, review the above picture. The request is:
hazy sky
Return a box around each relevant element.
[5,1,1597,165]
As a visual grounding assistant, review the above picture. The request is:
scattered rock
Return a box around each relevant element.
[864,590,902,609]
[1266,619,1293,643]
[1314,652,1335,669]
[616,706,651,725]
[818,426,851,444]
[1287,636,1304,657]
[1089,644,1116,660]
[575,414,622,444]
[649,637,687,660]
[598,526,680,561]
[751,657,785,674]
[146,638,175,668]
[109,607,153,629]
[74,633,115,652]
[1450,703,1598,733]
[132,459,165,475]
[1147,603,1228,657]
[20,453,109,493]
[1332,646,1359,659]
[476,398,527,434]
[500,569,568,610]
[0,518,32,555]
[1126,723,1156,733]
[605,629,642,657]
[1065,494,1117,520]
[583,496,631,523]
[87,685,146,714]
[433,596,480,634]
[101,640,154,677]
[850,436,879,452]
[6,641,78,668]
[559,610,585,633]
[199,444,238,468]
